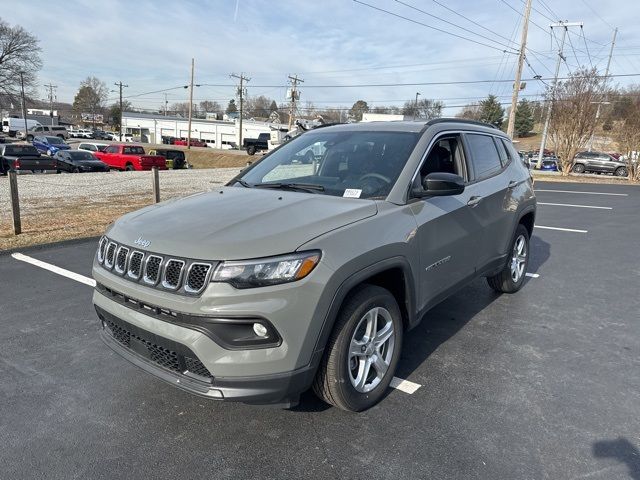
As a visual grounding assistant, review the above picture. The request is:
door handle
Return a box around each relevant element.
[467,196,482,207]
[508,180,519,189]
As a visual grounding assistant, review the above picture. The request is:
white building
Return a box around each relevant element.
[121,112,279,147]
[361,113,412,122]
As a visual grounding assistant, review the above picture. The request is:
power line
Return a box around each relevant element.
[580,26,594,68]
[394,0,520,52]
[580,0,615,30]
[353,0,518,53]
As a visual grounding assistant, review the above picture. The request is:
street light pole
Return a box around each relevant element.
[19,72,28,137]
[414,92,421,120]
[187,58,194,149]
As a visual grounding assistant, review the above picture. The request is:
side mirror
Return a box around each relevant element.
[412,172,465,198]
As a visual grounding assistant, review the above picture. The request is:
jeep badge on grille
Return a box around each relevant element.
[134,236,151,248]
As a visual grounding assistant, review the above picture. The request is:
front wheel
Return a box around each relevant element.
[487,224,530,293]
[313,284,403,412]
[572,163,585,173]
[246,145,256,156]
[615,166,628,177]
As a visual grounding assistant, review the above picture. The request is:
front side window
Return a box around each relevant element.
[237,130,419,199]
[466,133,503,181]
[419,135,466,181]
[46,136,64,145]
[104,146,118,153]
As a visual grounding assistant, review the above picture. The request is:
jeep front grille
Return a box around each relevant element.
[95,237,215,296]
[162,259,185,290]
[143,255,163,285]
[127,251,144,279]
[185,263,211,294]
[115,246,129,274]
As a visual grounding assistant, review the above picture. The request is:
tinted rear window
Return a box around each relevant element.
[3,145,39,156]
[466,134,503,180]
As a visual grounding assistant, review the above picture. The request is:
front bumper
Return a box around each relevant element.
[97,305,315,405]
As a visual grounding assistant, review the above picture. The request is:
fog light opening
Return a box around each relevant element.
[253,323,268,337]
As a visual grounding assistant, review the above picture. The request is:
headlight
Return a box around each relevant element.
[212,251,321,289]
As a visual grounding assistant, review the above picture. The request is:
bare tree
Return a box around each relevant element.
[0,18,42,107]
[244,95,275,118]
[613,95,640,182]
[199,100,222,115]
[548,68,604,176]
[402,98,444,120]
[456,103,481,121]
[170,102,191,117]
[72,76,108,122]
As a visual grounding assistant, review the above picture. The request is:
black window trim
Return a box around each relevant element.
[461,131,511,184]
[409,130,472,194]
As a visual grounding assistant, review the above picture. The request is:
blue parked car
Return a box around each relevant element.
[540,157,559,171]
[32,135,71,156]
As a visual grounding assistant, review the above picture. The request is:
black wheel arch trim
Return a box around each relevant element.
[309,256,417,372]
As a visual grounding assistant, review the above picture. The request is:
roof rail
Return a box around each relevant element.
[426,117,500,130]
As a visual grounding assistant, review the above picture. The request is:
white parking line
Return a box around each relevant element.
[390,377,421,394]
[11,251,424,395]
[538,202,612,210]
[535,189,627,196]
[534,225,588,233]
[11,253,96,287]
[525,273,540,278]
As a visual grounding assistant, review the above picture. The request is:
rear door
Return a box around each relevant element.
[462,132,514,271]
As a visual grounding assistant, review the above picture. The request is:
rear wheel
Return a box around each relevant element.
[125,164,134,171]
[615,166,628,177]
[313,285,403,412]
[246,145,256,156]
[572,163,585,173]
[72,167,80,173]
[487,224,530,294]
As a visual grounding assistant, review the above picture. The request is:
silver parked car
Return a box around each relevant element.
[92,119,536,411]
[572,151,628,176]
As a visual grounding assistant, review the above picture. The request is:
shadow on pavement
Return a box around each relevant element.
[593,437,640,479]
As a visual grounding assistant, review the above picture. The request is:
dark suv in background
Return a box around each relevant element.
[573,151,628,176]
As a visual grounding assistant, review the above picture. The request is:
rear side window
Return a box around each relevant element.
[466,134,503,180]
[495,138,511,166]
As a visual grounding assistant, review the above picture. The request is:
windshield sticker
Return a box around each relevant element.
[343,189,362,198]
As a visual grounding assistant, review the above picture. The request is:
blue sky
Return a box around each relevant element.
[4,0,640,114]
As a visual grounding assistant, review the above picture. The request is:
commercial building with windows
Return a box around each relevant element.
[121,112,278,148]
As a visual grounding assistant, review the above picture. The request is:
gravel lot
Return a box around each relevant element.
[0,168,241,215]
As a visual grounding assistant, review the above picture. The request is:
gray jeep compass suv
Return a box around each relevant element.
[93,119,536,411]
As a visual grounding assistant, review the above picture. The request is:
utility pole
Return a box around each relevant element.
[506,0,532,138]
[414,92,421,120]
[164,93,168,116]
[19,72,28,137]
[187,58,195,149]
[287,74,304,130]
[231,73,250,149]
[588,27,617,151]
[114,81,128,141]
[44,83,57,126]
[536,21,583,169]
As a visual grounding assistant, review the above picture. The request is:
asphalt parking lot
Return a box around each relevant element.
[1,180,639,480]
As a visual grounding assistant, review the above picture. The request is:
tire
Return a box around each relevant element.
[72,167,80,173]
[27,135,33,142]
[125,164,134,171]
[313,284,403,412]
[572,163,585,173]
[246,145,256,156]
[487,224,530,294]
[615,166,628,177]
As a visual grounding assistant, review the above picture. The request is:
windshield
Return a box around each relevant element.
[68,151,96,160]
[237,130,419,199]
[46,136,64,145]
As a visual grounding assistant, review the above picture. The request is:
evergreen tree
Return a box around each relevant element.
[478,94,505,128]
[514,99,534,137]
[226,99,237,114]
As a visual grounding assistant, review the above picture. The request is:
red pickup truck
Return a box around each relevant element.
[93,144,167,171]
[173,138,207,147]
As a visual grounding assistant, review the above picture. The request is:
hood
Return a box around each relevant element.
[50,144,70,151]
[107,187,378,260]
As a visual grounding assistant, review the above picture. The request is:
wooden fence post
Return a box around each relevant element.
[8,171,21,235]
[152,167,160,203]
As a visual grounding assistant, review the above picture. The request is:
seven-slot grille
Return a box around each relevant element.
[96,237,212,295]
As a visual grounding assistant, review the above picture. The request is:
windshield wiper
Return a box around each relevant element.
[234,179,253,188]
[253,182,325,193]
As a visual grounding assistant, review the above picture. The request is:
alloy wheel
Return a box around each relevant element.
[348,306,395,393]
[510,234,527,283]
